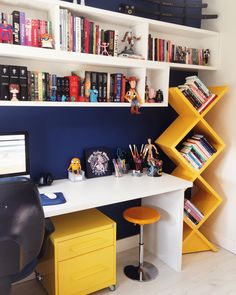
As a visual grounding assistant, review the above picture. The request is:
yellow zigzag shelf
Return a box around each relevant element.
[156,86,228,254]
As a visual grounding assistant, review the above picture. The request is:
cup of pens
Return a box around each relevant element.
[113,158,124,177]
[129,144,145,175]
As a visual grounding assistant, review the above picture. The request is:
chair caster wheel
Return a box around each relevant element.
[108,285,116,291]
[35,271,43,282]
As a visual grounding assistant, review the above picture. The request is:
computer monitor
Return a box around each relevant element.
[0,131,30,178]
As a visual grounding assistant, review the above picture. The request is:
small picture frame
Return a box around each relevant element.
[84,147,113,178]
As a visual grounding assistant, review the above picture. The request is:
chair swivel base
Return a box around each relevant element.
[124,261,158,282]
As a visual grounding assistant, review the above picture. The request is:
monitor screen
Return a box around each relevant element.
[0,131,29,178]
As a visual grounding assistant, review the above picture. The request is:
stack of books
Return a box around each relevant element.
[148,34,206,65]
[184,199,204,225]
[178,76,217,113]
[110,73,127,102]
[180,134,217,170]
[60,8,118,56]
[0,11,52,47]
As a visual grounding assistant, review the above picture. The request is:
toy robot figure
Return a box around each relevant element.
[124,76,142,115]
[0,19,13,44]
[119,31,141,55]
[68,157,81,174]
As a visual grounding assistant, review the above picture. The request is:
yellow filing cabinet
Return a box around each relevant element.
[36,209,116,295]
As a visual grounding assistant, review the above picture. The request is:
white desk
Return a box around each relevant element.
[39,173,192,272]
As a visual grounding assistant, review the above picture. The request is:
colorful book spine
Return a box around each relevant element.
[25,18,32,46]
[12,11,20,45]
[31,19,39,47]
[19,11,25,46]
[19,66,28,101]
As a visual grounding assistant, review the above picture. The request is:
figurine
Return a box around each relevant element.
[143,138,159,164]
[0,19,13,44]
[148,88,156,102]
[41,33,54,49]
[9,84,20,101]
[147,158,163,177]
[89,89,98,102]
[98,42,110,56]
[73,0,86,4]
[124,76,142,115]
[68,157,81,174]
[155,89,164,102]
[118,31,142,58]
[203,49,210,65]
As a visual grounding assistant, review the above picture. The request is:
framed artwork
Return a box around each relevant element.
[84,147,113,178]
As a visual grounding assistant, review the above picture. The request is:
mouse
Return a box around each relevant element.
[44,193,57,199]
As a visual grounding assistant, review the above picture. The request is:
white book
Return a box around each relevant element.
[75,17,81,53]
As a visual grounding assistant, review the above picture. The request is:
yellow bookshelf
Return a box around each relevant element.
[156,85,228,254]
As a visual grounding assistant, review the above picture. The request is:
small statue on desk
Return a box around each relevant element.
[68,157,81,175]
[143,138,163,177]
[124,76,142,115]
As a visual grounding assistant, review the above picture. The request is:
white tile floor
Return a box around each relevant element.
[12,247,236,295]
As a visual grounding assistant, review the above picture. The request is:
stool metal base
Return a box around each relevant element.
[124,262,158,282]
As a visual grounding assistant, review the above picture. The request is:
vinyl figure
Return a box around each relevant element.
[9,84,20,101]
[124,76,142,115]
[119,31,141,56]
[98,42,110,56]
[68,157,81,174]
[89,89,98,102]
[0,19,13,44]
[203,49,210,65]
[41,33,54,49]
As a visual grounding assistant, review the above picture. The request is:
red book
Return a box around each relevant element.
[25,18,32,46]
[31,19,39,47]
[121,75,126,102]
[39,20,47,47]
[67,76,79,101]
[84,17,89,54]
[95,25,99,55]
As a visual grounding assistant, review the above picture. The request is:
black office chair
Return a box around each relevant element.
[0,177,54,295]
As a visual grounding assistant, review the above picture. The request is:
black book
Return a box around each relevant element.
[97,73,103,102]
[102,73,107,102]
[64,77,70,100]
[104,30,114,56]
[19,66,28,101]
[109,74,114,102]
[80,17,85,53]
[29,71,35,101]
[12,11,20,45]
[89,22,94,54]
[9,66,20,85]
[56,77,62,101]
[0,65,10,100]
[45,73,50,100]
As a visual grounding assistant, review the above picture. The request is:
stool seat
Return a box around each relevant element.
[123,206,160,225]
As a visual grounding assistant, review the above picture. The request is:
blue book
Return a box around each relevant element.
[40,192,66,206]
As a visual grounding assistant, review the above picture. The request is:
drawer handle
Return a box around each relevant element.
[71,264,108,281]
[69,237,108,252]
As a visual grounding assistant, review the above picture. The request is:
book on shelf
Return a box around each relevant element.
[178,76,217,113]
[147,34,206,66]
[184,198,204,225]
[0,9,52,48]
[59,8,118,56]
[179,134,216,170]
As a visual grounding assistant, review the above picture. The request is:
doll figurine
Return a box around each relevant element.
[119,31,141,56]
[0,19,13,44]
[68,157,81,174]
[9,84,20,101]
[143,138,159,164]
[124,76,142,114]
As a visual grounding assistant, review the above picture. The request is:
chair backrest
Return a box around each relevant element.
[0,178,45,278]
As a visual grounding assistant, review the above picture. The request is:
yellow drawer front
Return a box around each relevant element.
[58,246,115,295]
[57,228,114,261]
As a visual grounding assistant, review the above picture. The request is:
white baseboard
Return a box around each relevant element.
[203,228,236,254]
[117,235,139,253]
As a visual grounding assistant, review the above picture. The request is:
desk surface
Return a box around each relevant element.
[39,173,192,218]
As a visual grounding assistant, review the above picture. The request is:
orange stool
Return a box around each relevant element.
[123,206,161,282]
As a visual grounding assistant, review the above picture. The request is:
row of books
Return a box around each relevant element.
[0,11,52,47]
[178,76,217,113]
[0,64,130,103]
[184,199,204,225]
[59,8,118,56]
[180,134,217,170]
[148,34,207,65]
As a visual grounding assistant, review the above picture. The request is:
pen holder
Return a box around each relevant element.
[68,170,85,182]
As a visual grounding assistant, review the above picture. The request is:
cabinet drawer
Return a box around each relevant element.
[58,246,115,295]
[57,228,114,261]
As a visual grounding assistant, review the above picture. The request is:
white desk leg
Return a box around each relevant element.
[142,189,184,272]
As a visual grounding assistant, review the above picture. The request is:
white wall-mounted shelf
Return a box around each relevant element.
[0,0,220,107]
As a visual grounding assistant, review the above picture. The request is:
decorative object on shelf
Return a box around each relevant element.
[203,49,210,65]
[41,34,54,49]
[73,0,86,5]
[155,89,164,102]
[0,19,13,44]
[98,42,110,56]
[157,84,228,254]
[147,157,163,177]
[84,148,112,178]
[129,144,145,174]
[89,89,98,102]
[124,76,142,115]
[9,84,20,101]
[116,147,129,174]
[118,31,143,59]
[68,157,85,181]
